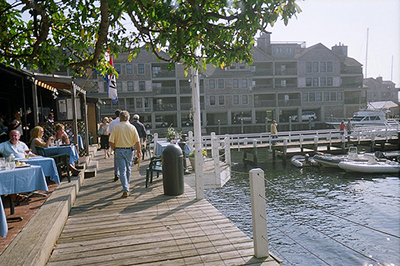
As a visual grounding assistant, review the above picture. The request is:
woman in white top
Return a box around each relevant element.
[99,117,110,158]
[29,126,54,154]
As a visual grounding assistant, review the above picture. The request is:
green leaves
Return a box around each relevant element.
[0,0,300,74]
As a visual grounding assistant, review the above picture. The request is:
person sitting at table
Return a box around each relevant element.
[29,126,54,154]
[0,130,32,202]
[0,130,32,159]
[54,123,70,145]
[53,124,80,176]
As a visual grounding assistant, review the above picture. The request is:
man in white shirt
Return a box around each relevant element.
[107,109,121,181]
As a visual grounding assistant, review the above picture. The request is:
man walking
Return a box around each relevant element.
[109,111,141,197]
[108,109,121,181]
[131,114,147,163]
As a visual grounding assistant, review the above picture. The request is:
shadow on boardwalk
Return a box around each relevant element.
[3,151,280,265]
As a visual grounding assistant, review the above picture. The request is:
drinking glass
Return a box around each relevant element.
[0,158,5,170]
[5,162,15,170]
[25,149,30,159]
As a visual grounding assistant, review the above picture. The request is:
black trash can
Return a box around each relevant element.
[162,144,184,196]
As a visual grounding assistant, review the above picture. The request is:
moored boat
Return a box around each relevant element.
[291,154,319,168]
[313,146,368,168]
[338,154,400,174]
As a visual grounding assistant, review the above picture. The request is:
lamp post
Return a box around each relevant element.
[289,116,292,131]
[265,117,268,132]
[218,119,221,135]
[241,118,244,134]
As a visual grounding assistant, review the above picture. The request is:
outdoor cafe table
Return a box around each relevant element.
[154,140,170,157]
[44,145,79,165]
[20,156,61,184]
[0,165,48,238]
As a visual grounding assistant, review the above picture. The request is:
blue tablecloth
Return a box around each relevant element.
[20,157,60,184]
[44,145,79,164]
[0,165,48,238]
[0,200,7,238]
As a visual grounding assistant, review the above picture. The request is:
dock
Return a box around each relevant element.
[0,150,279,265]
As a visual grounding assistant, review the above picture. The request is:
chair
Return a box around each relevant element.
[35,146,71,182]
[146,156,162,188]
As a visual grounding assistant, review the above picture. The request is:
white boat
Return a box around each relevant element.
[313,147,369,168]
[326,110,399,129]
[338,154,400,174]
[291,154,319,168]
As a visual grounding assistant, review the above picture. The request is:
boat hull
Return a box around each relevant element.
[338,161,400,174]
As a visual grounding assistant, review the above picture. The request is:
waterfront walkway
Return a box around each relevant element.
[2,150,279,265]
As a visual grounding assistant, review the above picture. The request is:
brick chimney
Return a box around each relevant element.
[332,43,348,57]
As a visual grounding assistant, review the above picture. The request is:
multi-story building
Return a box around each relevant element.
[364,77,398,104]
[80,33,365,134]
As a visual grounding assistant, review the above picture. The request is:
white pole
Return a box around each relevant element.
[192,66,204,199]
[249,168,269,258]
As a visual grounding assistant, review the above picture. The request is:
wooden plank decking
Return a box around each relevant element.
[47,152,279,265]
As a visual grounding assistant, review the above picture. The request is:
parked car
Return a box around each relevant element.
[181,119,193,127]
[291,111,317,121]
[144,117,169,128]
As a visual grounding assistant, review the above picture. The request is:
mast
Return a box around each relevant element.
[391,55,393,81]
[365,28,369,78]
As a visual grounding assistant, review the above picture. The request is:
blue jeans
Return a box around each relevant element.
[115,148,134,192]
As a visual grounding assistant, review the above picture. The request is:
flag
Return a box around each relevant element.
[104,52,118,103]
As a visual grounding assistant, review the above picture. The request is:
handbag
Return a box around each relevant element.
[97,128,104,135]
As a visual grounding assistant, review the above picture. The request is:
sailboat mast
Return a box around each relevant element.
[365,28,369,78]
[391,55,393,81]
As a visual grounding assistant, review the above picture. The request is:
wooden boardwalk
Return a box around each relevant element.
[47,152,279,265]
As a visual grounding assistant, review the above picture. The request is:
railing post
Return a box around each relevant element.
[313,136,318,153]
[224,137,231,165]
[211,133,221,186]
[249,168,269,258]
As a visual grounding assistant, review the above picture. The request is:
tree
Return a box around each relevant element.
[0,0,300,76]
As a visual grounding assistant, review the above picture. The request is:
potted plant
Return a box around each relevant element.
[165,125,181,142]
[188,149,207,171]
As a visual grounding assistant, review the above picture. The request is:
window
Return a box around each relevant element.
[210,96,216,105]
[316,92,322,101]
[242,95,248,105]
[302,93,308,102]
[138,64,144,74]
[337,92,343,101]
[209,79,215,89]
[152,66,161,77]
[320,77,326,87]
[309,92,315,102]
[233,79,239,88]
[126,64,133,74]
[117,81,122,91]
[139,81,145,91]
[127,81,134,91]
[242,78,248,88]
[313,62,319,72]
[306,77,312,86]
[128,98,135,108]
[115,64,121,74]
[218,79,224,89]
[249,65,256,72]
[276,47,282,53]
[320,62,326,72]
[327,62,333,72]
[281,65,286,73]
[285,47,292,53]
[229,63,236,70]
[219,95,225,105]
[233,95,240,105]
[239,64,247,70]
[330,91,337,101]
[306,62,312,73]
[327,77,333,86]
[281,80,286,87]
[312,77,319,86]
[324,92,329,101]
[136,98,142,108]
[144,98,150,108]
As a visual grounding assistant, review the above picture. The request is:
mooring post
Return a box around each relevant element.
[224,137,231,165]
[371,133,376,152]
[282,138,287,163]
[249,168,269,258]
[341,134,346,152]
[253,140,258,165]
[314,136,318,153]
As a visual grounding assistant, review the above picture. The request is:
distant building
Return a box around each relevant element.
[69,33,365,133]
[364,77,398,104]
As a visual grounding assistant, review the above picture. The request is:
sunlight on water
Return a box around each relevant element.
[204,150,400,265]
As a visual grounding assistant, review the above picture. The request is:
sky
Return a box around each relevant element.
[265,0,400,87]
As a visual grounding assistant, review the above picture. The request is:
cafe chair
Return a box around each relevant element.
[35,146,71,182]
[145,156,162,188]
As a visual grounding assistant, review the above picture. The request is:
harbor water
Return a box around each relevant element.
[204,149,400,265]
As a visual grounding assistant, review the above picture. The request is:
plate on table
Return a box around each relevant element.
[16,163,31,168]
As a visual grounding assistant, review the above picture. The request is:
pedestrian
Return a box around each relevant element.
[109,110,141,197]
[271,120,278,144]
[346,118,353,142]
[47,113,55,123]
[339,120,345,137]
[11,110,23,136]
[108,109,121,181]
[98,117,110,158]
[131,114,147,163]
